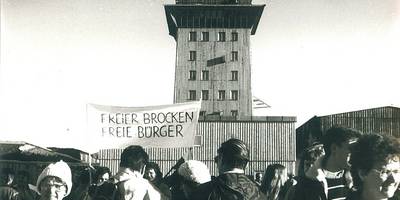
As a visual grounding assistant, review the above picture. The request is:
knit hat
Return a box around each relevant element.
[178,160,211,184]
[36,160,72,196]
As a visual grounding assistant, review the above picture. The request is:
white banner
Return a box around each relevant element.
[86,101,201,153]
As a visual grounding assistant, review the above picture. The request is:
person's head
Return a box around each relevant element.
[94,167,111,185]
[76,168,92,186]
[322,126,361,169]
[350,133,400,199]
[298,143,325,176]
[255,172,263,182]
[120,145,149,173]
[144,162,162,183]
[178,160,211,199]
[36,160,72,200]
[260,164,286,193]
[215,138,249,173]
[0,168,15,185]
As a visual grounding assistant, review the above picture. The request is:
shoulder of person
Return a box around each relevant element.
[189,181,214,200]
[293,177,325,193]
[90,181,119,200]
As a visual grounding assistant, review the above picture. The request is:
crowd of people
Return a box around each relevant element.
[1,126,400,200]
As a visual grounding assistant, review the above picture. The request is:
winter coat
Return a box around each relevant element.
[110,168,166,200]
[291,176,327,200]
[0,185,20,200]
[191,173,265,200]
[151,180,171,199]
[291,157,351,200]
[345,190,361,200]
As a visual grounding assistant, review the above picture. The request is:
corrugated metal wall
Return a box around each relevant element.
[319,106,400,137]
[98,119,296,177]
[296,106,400,158]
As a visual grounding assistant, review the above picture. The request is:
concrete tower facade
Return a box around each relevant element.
[165,0,264,119]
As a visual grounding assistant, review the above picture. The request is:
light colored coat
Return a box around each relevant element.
[112,168,163,200]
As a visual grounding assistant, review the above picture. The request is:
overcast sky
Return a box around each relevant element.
[1,0,399,148]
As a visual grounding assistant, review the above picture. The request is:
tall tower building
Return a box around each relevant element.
[165,0,265,119]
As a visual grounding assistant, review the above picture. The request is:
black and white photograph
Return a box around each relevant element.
[1,0,399,199]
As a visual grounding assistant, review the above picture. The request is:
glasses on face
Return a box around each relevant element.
[41,180,66,193]
[372,168,400,179]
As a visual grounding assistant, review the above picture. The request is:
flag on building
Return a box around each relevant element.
[207,56,226,66]
[252,96,271,109]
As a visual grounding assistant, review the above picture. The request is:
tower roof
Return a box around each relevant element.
[164,4,265,39]
[176,0,252,4]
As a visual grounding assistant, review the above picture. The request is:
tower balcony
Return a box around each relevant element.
[165,3,265,39]
[176,0,252,5]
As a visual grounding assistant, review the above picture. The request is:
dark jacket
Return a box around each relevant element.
[292,156,352,200]
[346,189,400,200]
[390,189,400,200]
[191,173,265,200]
[0,185,20,200]
[291,176,327,200]
[345,190,360,200]
[152,180,171,199]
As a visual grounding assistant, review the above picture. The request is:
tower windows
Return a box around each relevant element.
[201,70,209,81]
[231,51,238,61]
[231,71,238,81]
[189,51,196,61]
[202,90,209,100]
[189,31,197,41]
[189,70,196,80]
[188,90,196,100]
[231,32,238,41]
[218,32,226,42]
[231,110,238,117]
[201,32,209,42]
[231,90,238,100]
[218,90,226,100]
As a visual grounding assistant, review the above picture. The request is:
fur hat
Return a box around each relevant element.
[36,160,72,196]
[178,160,211,184]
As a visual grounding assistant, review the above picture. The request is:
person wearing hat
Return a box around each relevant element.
[178,160,211,199]
[191,138,266,200]
[293,126,361,200]
[35,160,72,200]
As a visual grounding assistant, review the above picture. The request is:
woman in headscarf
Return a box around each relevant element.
[35,160,73,200]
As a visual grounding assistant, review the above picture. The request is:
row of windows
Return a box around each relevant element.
[189,70,238,81]
[189,31,238,42]
[189,51,238,61]
[188,90,238,101]
[199,110,238,117]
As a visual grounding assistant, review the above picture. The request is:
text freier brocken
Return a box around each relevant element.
[100,112,194,138]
